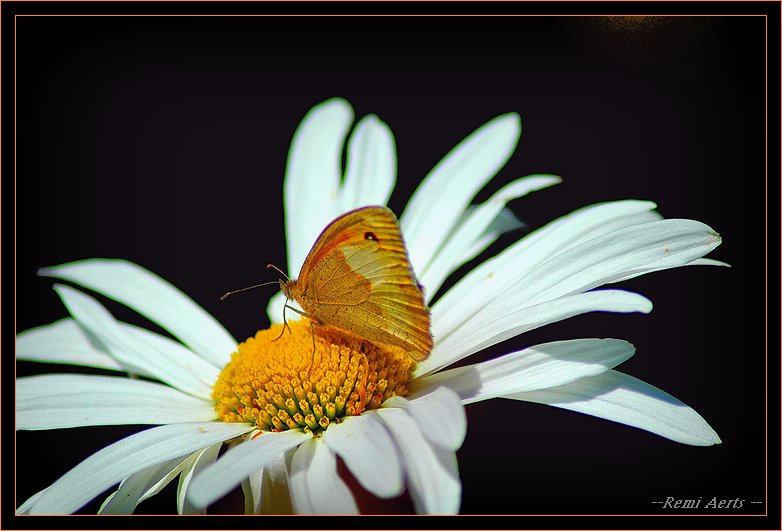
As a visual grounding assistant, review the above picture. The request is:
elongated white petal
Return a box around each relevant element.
[421,289,651,376]
[415,339,636,405]
[257,450,295,514]
[460,207,525,264]
[383,386,466,451]
[689,258,731,268]
[16,374,216,430]
[432,200,661,339]
[434,217,715,347]
[188,429,310,509]
[420,175,561,299]
[126,324,220,389]
[107,443,200,512]
[52,285,217,399]
[508,370,721,446]
[177,442,222,514]
[140,453,192,503]
[402,113,521,275]
[241,467,263,514]
[99,456,188,514]
[38,259,235,368]
[501,219,721,311]
[15,318,221,389]
[16,318,129,373]
[609,256,731,284]
[289,438,358,514]
[17,488,47,514]
[340,114,396,212]
[28,422,254,514]
[284,98,354,276]
[323,414,403,498]
[376,408,461,514]
[98,491,116,512]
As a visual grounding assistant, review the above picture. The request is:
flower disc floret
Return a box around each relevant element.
[213,319,414,433]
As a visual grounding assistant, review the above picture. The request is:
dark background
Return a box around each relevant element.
[5,1,777,527]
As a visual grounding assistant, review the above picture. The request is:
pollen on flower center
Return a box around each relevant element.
[212,319,414,433]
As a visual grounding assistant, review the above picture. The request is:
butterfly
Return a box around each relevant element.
[278,206,433,362]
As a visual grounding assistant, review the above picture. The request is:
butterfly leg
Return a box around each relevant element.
[280,304,319,367]
[272,316,293,341]
[272,321,291,342]
[285,305,308,319]
[274,299,307,341]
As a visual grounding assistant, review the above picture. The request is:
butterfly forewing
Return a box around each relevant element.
[292,206,433,362]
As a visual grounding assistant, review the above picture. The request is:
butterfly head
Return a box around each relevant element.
[279,278,296,300]
[264,264,296,299]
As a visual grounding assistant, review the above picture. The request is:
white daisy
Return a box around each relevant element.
[16,97,724,515]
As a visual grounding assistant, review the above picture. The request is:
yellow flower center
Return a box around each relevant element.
[213,319,414,433]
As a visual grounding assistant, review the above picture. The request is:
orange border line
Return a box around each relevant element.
[7,9,773,522]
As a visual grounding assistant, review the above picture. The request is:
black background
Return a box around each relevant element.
[4,1,778,527]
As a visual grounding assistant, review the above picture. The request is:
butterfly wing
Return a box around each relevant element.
[294,206,433,361]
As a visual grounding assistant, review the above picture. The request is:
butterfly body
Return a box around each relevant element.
[281,206,433,362]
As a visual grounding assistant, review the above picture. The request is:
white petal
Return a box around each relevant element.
[16,318,129,373]
[460,207,525,264]
[16,374,216,430]
[17,488,47,514]
[99,456,188,514]
[98,491,116,512]
[419,175,561,300]
[187,429,310,509]
[28,422,254,514]
[15,318,221,388]
[126,323,220,389]
[402,113,521,275]
[609,256,731,284]
[432,200,661,339]
[322,414,403,498]
[508,370,721,446]
[289,438,358,514]
[266,292,285,325]
[420,289,651,377]
[383,386,466,451]
[415,338,636,405]
[496,219,721,311]
[340,114,396,211]
[52,285,217,399]
[140,453,193,502]
[235,429,267,514]
[266,291,303,325]
[177,442,222,514]
[433,217,715,347]
[38,259,235,368]
[259,450,295,514]
[241,467,263,514]
[284,98,354,276]
[689,258,730,268]
[376,408,461,514]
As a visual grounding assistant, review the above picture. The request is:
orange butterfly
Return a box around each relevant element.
[278,206,433,362]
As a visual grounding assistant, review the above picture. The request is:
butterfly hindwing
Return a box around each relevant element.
[292,206,433,361]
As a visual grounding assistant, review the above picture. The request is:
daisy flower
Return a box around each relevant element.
[16,97,724,515]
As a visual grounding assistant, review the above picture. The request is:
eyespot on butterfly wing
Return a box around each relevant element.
[280,206,433,362]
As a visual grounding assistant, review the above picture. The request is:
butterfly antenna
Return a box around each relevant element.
[266,263,290,281]
[220,281,280,301]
